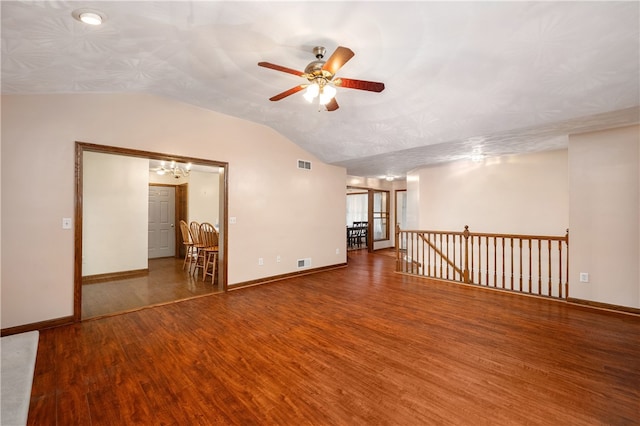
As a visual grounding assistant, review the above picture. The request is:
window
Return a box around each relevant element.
[396,190,407,230]
[372,190,389,241]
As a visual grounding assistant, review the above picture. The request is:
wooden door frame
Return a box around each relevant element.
[395,189,406,230]
[175,183,188,258]
[74,142,229,322]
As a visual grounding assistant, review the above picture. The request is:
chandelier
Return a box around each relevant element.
[155,160,191,178]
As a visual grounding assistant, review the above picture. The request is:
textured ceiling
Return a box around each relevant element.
[2,1,639,178]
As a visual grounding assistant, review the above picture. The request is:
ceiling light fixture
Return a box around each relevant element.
[470,145,485,162]
[154,161,192,178]
[72,9,105,26]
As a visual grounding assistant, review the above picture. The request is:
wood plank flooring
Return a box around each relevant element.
[30,250,640,425]
[82,257,222,319]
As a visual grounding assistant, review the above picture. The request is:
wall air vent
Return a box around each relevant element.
[297,258,311,268]
[297,160,312,170]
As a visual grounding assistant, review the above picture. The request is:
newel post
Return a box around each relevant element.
[565,228,569,299]
[463,225,470,283]
[395,223,401,272]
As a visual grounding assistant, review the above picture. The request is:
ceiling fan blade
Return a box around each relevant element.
[322,46,354,75]
[325,97,339,112]
[335,78,385,93]
[269,85,305,101]
[258,62,305,77]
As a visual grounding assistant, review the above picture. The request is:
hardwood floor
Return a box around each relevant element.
[30,250,639,425]
[82,257,222,319]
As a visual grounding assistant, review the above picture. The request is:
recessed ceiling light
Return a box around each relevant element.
[72,9,106,26]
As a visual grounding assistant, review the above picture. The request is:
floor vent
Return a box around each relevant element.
[297,160,312,170]
[297,258,311,268]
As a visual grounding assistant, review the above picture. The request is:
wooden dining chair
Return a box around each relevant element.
[358,221,369,247]
[197,222,218,284]
[179,220,195,271]
[189,221,205,276]
[199,223,219,284]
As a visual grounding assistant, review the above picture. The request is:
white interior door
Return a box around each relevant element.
[148,186,176,259]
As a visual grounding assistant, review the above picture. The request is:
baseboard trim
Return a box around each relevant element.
[396,272,640,317]
[83,268,149,285]
[1,315,74,337]
[229,263,348,291]
[566,297,640,316]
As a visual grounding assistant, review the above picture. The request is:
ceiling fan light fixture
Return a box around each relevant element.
[304,83,319,102]
[319,85,336,105]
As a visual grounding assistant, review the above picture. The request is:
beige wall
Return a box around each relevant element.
[188,170,220,227]
[408,149,569,235]
[83,151,148,276]
[568,125,639,308]
[1,93,347,329]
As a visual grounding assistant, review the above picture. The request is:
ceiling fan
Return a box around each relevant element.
[258,46,385,111]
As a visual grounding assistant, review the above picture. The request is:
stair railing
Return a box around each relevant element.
[396,225,569,299]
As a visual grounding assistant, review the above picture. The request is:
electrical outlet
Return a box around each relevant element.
[276,255,281,263]
[336,248,340,254]
[579,272,589,283]
[258,257,264,266]
[229,217,237,224]
[62,218,72,229]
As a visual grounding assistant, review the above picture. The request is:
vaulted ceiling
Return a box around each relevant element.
[2,1,639,178]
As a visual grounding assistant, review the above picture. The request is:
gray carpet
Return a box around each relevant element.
[1,331,39,426]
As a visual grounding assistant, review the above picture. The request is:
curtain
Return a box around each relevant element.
[346,193,367,226]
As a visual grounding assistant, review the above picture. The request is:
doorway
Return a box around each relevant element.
[75,142,228,321]
[346,186,391,252]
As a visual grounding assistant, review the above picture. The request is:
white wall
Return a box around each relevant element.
[1,93,347,329]
[83,151,148,276]
[568,125,639,308]
[408,149,569,235]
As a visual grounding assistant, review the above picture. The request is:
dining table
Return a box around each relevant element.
[346,223,368,248]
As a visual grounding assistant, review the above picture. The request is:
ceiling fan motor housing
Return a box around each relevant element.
[305,46,333,81]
